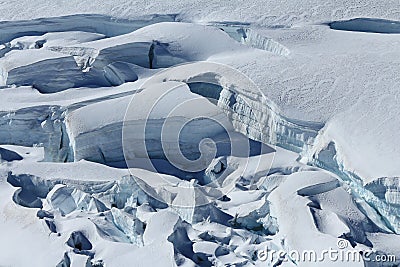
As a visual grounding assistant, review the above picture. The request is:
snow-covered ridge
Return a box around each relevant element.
[0,9,399,266]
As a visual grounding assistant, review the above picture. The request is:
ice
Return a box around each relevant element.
[103,62,139,86]
[0,2,399,267]
[110,207,145,246]
[366,178,400,207]
[145,62,323,153]
[9,31,106,50]
[0,49,110,92]
[0,146,22,162]
[328,18,400,34]
[0,105,65,148]
[7,172,53,208]
[0,14,177,43]
[56,252,71,267]
[67,231,93,251]
[303,97,400,232]
[46,184,108,215]
[268,171,367,266]
[205,22,290,56]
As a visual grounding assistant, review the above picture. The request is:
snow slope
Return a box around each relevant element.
[0,1,399,266]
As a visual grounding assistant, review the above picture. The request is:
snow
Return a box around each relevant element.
[0,1,399,266]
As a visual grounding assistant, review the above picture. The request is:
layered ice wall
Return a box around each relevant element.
[0,17,398,243]
[56,61,321,178]
[241,28,290,56]
[148,62,323,153]
[0,6,399,266]
[302,95,400,233]
[205,22,290,56]
[65,96,129,164]
[0,40,183,92]
[150,61,400,233]
[64,81,236,167]
[0,105,72,162]
[218,88,321,152]
[0,18,186,93]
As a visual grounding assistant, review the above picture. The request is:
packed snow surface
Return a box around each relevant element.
[0,1,399,267]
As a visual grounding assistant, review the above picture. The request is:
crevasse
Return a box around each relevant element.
[208,23,290,56]
[188,80,399,234]
[25,71,398,234]
[189,81,322,153]
[303,141,400,234]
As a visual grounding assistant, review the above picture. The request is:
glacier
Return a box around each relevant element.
[0,1,399,267]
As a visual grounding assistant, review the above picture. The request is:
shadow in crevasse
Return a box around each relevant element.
[327,18,400,34]
[109,126,274,185]
[0,13,178,44]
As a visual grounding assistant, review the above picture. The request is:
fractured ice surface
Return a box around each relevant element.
[0,6,399,267]
[212,23,290,56]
